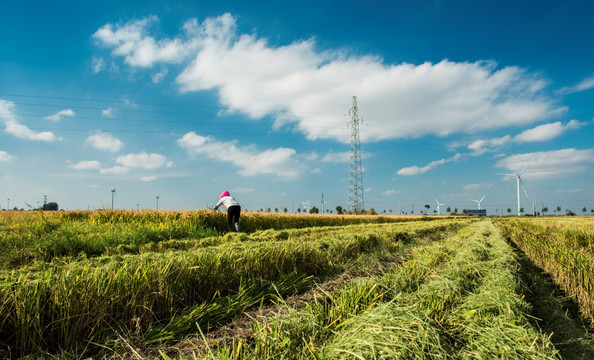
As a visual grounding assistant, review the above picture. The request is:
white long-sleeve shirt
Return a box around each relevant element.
[214,196,240,210]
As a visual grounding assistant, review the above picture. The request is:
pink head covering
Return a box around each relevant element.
[220,190,230,198]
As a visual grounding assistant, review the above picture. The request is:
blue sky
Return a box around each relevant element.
[1,0,593,214]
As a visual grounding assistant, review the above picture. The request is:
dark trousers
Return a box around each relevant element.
[227,205,241,230]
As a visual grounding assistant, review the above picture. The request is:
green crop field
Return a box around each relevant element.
[1,211,593,359]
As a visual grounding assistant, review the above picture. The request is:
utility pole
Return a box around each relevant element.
[348,96,364,212]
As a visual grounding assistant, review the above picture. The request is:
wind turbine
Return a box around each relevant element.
[435,199,446,215]
[111,187,117,210]
[301,200,311,213]
[498,166,529,216]
[471,195,486,210]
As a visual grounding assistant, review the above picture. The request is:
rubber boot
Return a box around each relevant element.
[235,222,240,232]
[228,223,234,231]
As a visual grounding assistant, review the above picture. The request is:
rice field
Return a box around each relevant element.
[0,211,593,359]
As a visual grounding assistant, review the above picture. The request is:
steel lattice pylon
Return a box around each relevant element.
[348,96,364,212]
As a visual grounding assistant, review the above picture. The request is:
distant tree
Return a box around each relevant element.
[389,209,393,214]
[556,206,561,214]
[309,206,319,214]
[335,205,343,215]
[283,207,288,213]
[42,202,59,211]
[424,204,430,212]
[542,207,548,215]
[591,209,594,215]
[520,207,524,214]
[367,208,377,215]
[582,207,587,215]
[446,206,451,213]
[453,208,458,214]
[297,208,301,213]
[274,207,278,213]
[507,208,512,214]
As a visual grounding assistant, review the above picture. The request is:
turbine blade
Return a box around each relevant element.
[480,195,486,202]
[519,176,529,197]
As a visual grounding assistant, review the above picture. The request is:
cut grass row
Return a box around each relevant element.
[167,220,564,359]
[0,210,434,269]
[0,218,470,358]
[494,217,594,322]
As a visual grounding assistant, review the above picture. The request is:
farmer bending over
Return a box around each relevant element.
[213,190,241,232]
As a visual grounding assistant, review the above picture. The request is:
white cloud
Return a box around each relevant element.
[558,75,594,94]
[177,131,305,179]
[141,176,157,182]
[100,166,129,175]
[231,187,254,194]
[99,165,130,175]
[70,160,101,170]
[0,150,14,162]
[463,184,482,191]
[467,135,512,155]
[93,15,201,67]
[92,57,105,73]
[152,68,168,83]
[494,148,594,179]
[381,190,400,196]
[102,107,116,117]
[322,151,351,163]
[310,167,322,174]
[85,131,124,152]
[0,99,58,141]
[96,14,563,143]
[514,120,586,142]
[116,152,168,170]
[44,109,76,122]
[463,183,493,191]
[397,153,462,176]
[466,120,588,155]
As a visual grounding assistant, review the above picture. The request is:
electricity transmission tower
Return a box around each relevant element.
[348,96,364,212]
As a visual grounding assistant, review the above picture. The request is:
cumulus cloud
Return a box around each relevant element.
[115,152,169,169]
[93,15,201,67]
[95,14,563,143]
[494,148,594,179]
[85,131,124,152]
[381,190,400,196]
[467,135,512,155]
[70,160,101,170]
[0,99,58,141]
[141,175,157,182]
[466,120,588,155]
[397,153,462,176]
[514,120,587,142]
[0,150,14,162]
[44,109,76,121]
[177,131,305,179]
